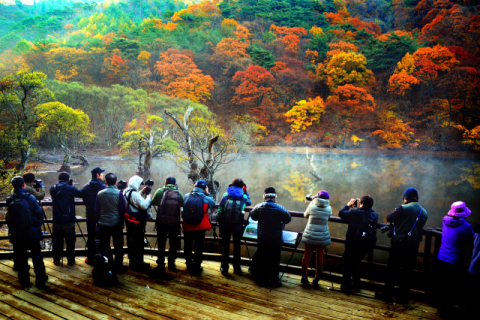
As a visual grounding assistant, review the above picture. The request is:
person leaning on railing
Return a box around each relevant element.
[376,187,428,303]
[50,172,83,266]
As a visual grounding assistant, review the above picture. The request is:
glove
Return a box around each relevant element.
[243,184,247,193]
[39,180,45,188]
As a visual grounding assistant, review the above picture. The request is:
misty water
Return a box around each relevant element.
[33,152,480,264]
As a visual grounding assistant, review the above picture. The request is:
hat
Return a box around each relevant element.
[264,187,277,199]
[166,177,176,185]
[448,201,471,218]
[195,180,207,190]
[11,176,25,188]
[403,187,418,200]
[91,167,105,175]
[317,190,330,199]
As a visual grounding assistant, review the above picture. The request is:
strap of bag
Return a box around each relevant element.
[125,189,139,211]
[394,206,423,236]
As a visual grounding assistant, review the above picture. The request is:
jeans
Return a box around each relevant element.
[52,223,76,262]
[126,221,145,268]
[220,227,243,269]
[384,242,419,296]
[13,241,46,285]
[86,211,98,260]
[301,244,325,277]
[184,230,206,267]
[252,244,281,281]
[156,224,180,265]
[342,244,370,288]
[99,224,124,268]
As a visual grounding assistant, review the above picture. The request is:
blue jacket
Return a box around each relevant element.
[250,199,291,247]
[339,205,379,247]
[50,181,83,224]
[7,188,44,244]
[438,216,474,264]
[82,178,106,216]
[217,186,252,231]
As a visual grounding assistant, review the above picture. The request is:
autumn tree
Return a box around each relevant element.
[285,97,325,133]
[232,65,275,107]
[372,111,415,149]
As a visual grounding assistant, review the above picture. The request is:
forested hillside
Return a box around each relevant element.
[1,0,480,163]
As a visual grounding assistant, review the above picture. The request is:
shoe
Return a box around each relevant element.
[220,264,229,276]
[341,284,353,295]
[301,276,310,287]
[151,264,166,277]
[167,261,176,271]
[270,278,282,288]
[68,259,75,266]
[233,267,242,275]
[312,277,320,288]
[375,291,393,302]
[353,284,361,293]
[53,260,61,266]
[36,275,48,288]
[85,258,95,266]
[20,280,32,287]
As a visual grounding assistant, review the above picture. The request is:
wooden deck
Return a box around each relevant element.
[0,256,440,320]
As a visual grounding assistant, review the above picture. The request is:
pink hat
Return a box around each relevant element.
[448,201,471,218]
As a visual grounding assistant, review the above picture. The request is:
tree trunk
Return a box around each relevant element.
[143,149,152,175]
[15,143,31,173]
[59,153,71,173]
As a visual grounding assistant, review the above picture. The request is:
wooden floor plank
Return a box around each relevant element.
[0,300,38,320]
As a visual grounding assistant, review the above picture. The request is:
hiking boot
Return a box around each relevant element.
[270,277,282,288]
[167,261,176,271]
[53,260,61,266]
[341,284,353,295]
[312,277,320,288]
[375,291,393,302]
[233,266,242,275]
[151,264,166,277]
[35,275,48,289]
[85,257,95,266]
[220,264,229,276]
[68,259,75,266]
[301,276,310,287]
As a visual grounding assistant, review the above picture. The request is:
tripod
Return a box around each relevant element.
[38,200,53,250]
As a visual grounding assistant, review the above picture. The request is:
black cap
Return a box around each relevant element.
[264,187,276,194]
[166,177,176,185]
[12,176,25,188]
[195,180,207,190]
[91,167,105,176]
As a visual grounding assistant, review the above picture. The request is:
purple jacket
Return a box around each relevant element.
[438,216,474,264]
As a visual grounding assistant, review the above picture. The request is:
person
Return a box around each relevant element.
[468,224,480,315]
[81,167,106,265]
[376,187,428,302]
[151,176,184,276]
[12,173,45,271]
[339,196,378,293]
[6,176,48,288]
[94,173,127,273]
[436,201,474,316]
[250,187,291,287]
[300,190,332,288]
[183,180,215,274]
[50,172,83,266]
[123,175,153,272]
[217,178,252,276]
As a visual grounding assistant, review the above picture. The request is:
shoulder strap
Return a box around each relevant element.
[125,189,140,211]
[394,206,423,236]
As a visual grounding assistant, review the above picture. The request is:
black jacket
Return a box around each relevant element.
[250,199,291,247]
[82,178,106,216]
[7,188,44,244]
[50,181,83,224]
[339,205,379,247]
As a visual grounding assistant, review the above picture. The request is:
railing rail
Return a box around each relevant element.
[0,199,442,290]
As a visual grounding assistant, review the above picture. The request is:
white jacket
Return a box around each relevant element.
[124,175,153,219]
[301,198,332,247]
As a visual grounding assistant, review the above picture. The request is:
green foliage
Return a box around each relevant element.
[307,34,329,61]
[247,43,276,69]
[106,38,141,59]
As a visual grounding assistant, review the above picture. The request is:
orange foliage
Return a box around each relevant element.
[305,49,319,64]
[232,65,275,106]
[271,61,288,73]
[64,24,75,30]
[372,111,414,149]
[324,10,350,25]
[215,38,250,58]
[378,30,414,41]
[282,34,301,55]
[234,25,253,44]
[346,17,381,37]
[171,0,221,24]
[270,25,308,37]
[103,52,129,83]
[388,72,420,95]
[102,32,117,45]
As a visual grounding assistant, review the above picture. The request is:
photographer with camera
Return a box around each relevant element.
[150,177,183,277]
[339,196,378,294]
[300,191,332,288]
[50,172,83,266]
[22,173,46,201]
[123,175,153,272]
[217,178,252,276]
[81,167,106,265]
[376,187,428,302]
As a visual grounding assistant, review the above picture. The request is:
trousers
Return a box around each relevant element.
[342,244,370,288]
[13,241,46,285]
[220,227,243,269]
[252,244,281,281]
[156,224,180,264]
[301,244,325,277]
[384,242,419,296]
[86,211,98,260]
[184,230,206,267]
[52,223,76,262]
[99,224,124,268]
[126,221,146,267]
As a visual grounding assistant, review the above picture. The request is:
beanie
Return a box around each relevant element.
[195,180,207,190]
[404,187,418,201]
[317,190,330,199]
[166,176,176,185]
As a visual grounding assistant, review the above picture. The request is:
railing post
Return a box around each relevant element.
[367,248,374,263]
[423,233,432,272]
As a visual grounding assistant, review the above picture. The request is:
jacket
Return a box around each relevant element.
[25,184,45,201]
[469,225,480,274]
[387,201,428,243]
[183,187,215,231]
[301,198,332,247]
[217,186,252,231]
[250,199,291,247]
[7,188,44,244]
[151,184,184,206]
[123,176,153,223]
[82,178,106,216]
[50,181,83,224]
[339,205,379,247]
[94,186,126,227]
[438,216,474,264]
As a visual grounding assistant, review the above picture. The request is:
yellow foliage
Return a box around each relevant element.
[372,111,413,149]
[285,96,326,133]
[394,53,416,75]
[137,51,151,65]
[310,26,324,37]
[350,135,364,145]
[324,52,375,90]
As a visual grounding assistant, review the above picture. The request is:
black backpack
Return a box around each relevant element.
[354,212,377,246]
[221,196,246,225]
[156,190,181,227]
[6,194,32,236]
[182,192,205,225]
[92,251,117,286]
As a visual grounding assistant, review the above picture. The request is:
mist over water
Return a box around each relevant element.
[35,152,480,262]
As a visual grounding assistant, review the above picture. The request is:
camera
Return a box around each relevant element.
[68,178,73,186]
[117,180,127,190]
[381,223,394,238]
[32,179,43,190]
[306,194,315,201]
[353,199,359,208]
[141,179,154,195]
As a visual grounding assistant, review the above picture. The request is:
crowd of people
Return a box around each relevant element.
[4,168,479,314]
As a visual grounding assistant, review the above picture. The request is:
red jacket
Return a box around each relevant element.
[183,203,212,231]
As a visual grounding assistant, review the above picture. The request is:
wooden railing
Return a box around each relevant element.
[0,200,442,291]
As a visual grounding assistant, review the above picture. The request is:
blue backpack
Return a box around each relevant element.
[182,192,205,225]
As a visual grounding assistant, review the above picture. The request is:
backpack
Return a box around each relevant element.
[6,194,32,236]
[354,212,377,246]
[92,251,117,286]
[156,190,181,227]
[124,189,147,223]
[182,192,205,225]
[221,196,246,225]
